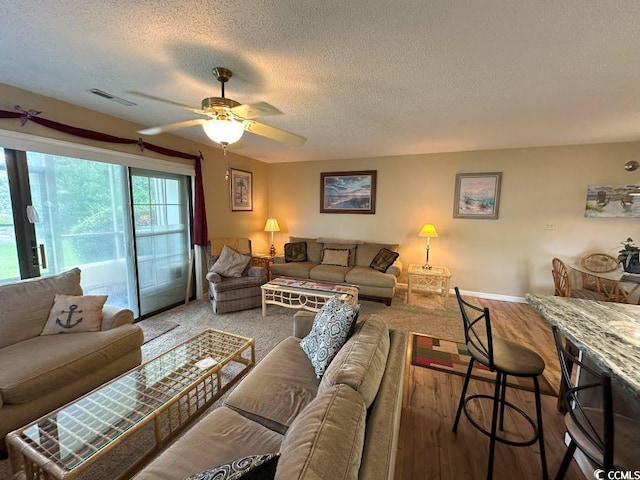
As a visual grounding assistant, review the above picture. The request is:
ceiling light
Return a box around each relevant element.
[202,118,245,145]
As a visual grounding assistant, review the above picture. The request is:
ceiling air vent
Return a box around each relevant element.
[88,89,136,106]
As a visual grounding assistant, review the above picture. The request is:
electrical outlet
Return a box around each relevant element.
[544,222,555,230]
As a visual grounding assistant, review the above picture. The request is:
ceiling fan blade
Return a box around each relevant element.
[232,102,283,120]
[128,91,206,115]
[244,120,306,146]
[138,118,208,135]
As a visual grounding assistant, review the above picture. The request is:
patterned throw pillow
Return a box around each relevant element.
[320,248,350,267]
[41,294,107,335]
[284,241,307,263]
[300,297,360,378]
[211,244,251,278]
[185,453,279,480]
[369,248,400,273]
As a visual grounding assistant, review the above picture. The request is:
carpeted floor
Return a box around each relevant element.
[139,285,464,364]
[0,286,462,480]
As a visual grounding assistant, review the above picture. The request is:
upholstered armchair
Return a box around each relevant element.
[206,238,268,314]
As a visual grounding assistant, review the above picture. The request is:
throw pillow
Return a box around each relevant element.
[41,294,107,335]
[300,297,360,378]
[321,248,350,267]
[369,248,400,273]
[185,453,279,480]
[211,244,251,278]
[284,241,307,263]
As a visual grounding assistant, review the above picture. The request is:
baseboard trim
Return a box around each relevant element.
[396,282,525,303]
[456,289,526,303]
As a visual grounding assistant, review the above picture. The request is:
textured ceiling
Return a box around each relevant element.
[0,1,638,163]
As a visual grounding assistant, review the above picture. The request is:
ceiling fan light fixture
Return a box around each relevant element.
[202,118,245,145]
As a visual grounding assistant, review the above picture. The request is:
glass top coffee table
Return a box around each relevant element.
[7,329,254,480]
[261,277,359,317]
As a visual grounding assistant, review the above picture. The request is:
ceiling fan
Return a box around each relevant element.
[135,67,306,147]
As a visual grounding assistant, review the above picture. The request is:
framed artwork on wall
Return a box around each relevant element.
[453,172,502,219]
[320,170,377,214]
[230,168,253,211]
[584,184,640,217]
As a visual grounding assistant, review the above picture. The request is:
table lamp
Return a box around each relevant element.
[264,218,280,256]
[418,223,438,269]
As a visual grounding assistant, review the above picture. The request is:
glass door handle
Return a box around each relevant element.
[32,244,47,269]
[39,244,47,269]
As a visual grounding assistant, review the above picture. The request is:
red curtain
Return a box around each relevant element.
[193,155,208,246]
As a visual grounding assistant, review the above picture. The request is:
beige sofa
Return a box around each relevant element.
[270,237,402,305]
[134,313,407,480]
[0,269,143,452]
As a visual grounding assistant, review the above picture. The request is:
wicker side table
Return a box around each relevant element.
[407,264,451,307]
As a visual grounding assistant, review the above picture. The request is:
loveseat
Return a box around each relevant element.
[0,268,143,451]
[270,237,402,305]
[133,313,407,479]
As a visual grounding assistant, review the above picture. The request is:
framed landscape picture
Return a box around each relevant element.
[320,170,377,214]
[453,172,502,219]
[230,168,253,211]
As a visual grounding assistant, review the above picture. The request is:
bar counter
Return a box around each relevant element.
[525,294,640,397]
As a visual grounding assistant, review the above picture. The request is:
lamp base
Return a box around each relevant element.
[422,264,432,270]
[269,245,276,257]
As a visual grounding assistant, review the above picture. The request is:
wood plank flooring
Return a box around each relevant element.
[395,295,586,480]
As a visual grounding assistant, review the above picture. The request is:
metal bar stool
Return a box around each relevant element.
[452,287,548,480]
[552,326,640,478]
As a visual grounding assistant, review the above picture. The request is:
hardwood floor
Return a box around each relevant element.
[395,295,586,480]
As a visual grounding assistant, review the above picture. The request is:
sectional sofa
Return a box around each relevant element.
[133,312,407,480]
[270,237,402,305]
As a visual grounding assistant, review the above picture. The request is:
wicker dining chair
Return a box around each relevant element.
[580,253,628,302]
[551,258,606,301]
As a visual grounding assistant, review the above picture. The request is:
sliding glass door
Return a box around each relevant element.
[131,169,191,316]
[1,147,193,319]
[26,152,138,313]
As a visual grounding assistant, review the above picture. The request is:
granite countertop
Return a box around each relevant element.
[525,294,640,396]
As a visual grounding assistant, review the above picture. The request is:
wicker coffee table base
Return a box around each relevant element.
[8,329,254,480]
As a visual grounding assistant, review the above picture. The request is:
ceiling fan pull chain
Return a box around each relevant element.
[222,142,230,181]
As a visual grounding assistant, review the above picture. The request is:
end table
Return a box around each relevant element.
[252,253,274,281]
[407,264,451,307]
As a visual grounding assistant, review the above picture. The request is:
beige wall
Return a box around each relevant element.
[268,143,640,298]
[3,83,639,298]
[0,83,269,250]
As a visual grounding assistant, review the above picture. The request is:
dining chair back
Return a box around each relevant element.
[580,253,628,302]
[552,326,640,477]
[551,258,606,301]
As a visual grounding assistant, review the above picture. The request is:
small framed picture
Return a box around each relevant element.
[320,170,377,214]
[453,172,502,219]
[230,168,253,211]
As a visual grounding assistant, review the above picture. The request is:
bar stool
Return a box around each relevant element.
[452,287,548,480]
[552,326,640,478]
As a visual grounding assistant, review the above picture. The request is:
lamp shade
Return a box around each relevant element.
[418,223,438,238]
[264,218,280,233]
[202,118,245,145]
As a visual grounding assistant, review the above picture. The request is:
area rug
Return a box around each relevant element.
[411,333,556,396]
[138,319,178,344]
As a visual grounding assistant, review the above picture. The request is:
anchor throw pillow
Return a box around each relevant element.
[41,294,108,335]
